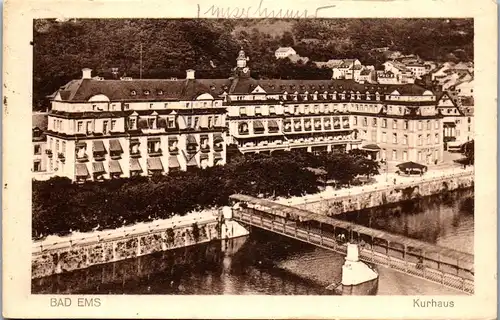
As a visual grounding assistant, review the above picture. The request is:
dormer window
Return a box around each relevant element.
[130,90,137,96]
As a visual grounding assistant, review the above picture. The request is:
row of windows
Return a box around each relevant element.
[354,117,439,130]
[239,104,348,116]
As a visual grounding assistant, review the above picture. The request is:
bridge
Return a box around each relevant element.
[229,194,474,295]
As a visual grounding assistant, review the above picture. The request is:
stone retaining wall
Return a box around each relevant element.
[295,172,474,216]
[32,218,248,279]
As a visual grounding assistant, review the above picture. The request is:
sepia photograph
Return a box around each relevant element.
[31,17,475,296]
[2,0,497,318]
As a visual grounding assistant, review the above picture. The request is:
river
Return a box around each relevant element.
[32,188,473,295]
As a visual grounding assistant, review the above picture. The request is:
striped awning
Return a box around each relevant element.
[147,157,163,171]
[92,162,105,174]
[168,155,180,168]
[109,160,122,174]
[75,163,89,177]
[130,158,142,172]
[213,133,224,143]
[109,139,123,152]
[184,152,198,166]
[93,140,106,153]
[253,120,264,129]
[186,135,197,145]
[268,120,279,129]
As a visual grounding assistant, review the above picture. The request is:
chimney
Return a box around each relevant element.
[186,69,195,80]
[82,68,92,79]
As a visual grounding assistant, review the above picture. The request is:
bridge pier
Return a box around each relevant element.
[340,243,379,295]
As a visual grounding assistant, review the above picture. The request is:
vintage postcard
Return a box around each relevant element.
[2,0,497,318]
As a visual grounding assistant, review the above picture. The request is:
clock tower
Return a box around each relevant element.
[235,48,251,78]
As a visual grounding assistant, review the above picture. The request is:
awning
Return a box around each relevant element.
[168,155,180,168]
[200,153,209,160]
[362,144,381,151]
[268,120,279,129]
[75,163,89,177]
[93,140,106,153]
[92,162,105,174]
[443,122,456,128]
[186,135,197,145]
[214,152,223,160]
[109,139,123,152]
[253,120,264,129]
[76,141,87,148]
[184,152,198,166]
[396,161,427,171]
[148,137,161,143]
[130,158,142,172]
[147,157,164,171]
[213,133,224,143]
[109,160,123,174]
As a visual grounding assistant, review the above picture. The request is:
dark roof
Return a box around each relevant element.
[396,161,427,170]
[362,144,381,151]
[54,77,433,103]
[55,79,232,102]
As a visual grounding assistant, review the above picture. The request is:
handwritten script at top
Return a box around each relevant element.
[198,0,336,18]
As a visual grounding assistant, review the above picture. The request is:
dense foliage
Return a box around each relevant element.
[33,18,473,109]
[32,150,379,239]
[461,140,474,165]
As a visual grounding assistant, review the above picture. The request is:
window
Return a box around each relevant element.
[382,132,387,143]
[435,133,439,144]
[255,106,262,115]
[34,160,41,172]
[363,117,367,126]
[86,121,91,133]
[371,130,377,142]
[392,120,398,129]
[392,133,398,144]
[426,120,431,130]
[418,121,423,130]
[187,117,192,128]
[208,117,213,128]
[103,121,109,133]
[418,151,422,161]
[372,118,377,126]
[418,135,423,145]
[240,107,247,116]
[304,106,309,114]
[382,119,387,128]
[403,151,408,161]
[403,134,408,145]
[62,141,66,153]
[167,117,175,128]
[468,126,471,132]
[468,117,471,124]
[392,150,397,160]
[404,120,409,130]
[129,118,136,130]
[124,103,130,110]
[427,134,431,144]
[34,145,41,155]
[353,116,358,125]
[193,117,199,128]
[111,120,117,131]
[55,140,59,152]
[269,106,276,115]
[77,121,83,133]
[435,120,439,129]
[214,115,220,126]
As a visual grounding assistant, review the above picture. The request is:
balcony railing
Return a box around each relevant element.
[148,148,163,157]
[76,154,88,162]
[93,153,106,161]
[45,149,53,158]
[58,153,65,162]
[110,152,122,160]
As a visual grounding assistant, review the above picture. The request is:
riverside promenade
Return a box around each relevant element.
[275,166,474,211]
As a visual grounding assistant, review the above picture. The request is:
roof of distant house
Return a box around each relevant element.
[360,69,372,75]
[275,47,296,53]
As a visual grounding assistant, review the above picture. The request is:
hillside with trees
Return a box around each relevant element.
[33,18,473,110]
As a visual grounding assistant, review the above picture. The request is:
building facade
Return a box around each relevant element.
[45,69,227,182]
[35,50,460,182]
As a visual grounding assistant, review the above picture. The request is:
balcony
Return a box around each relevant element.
[76,154,89,162]
[130,150,141,158]
[110,152,122,160]
[168,147,179,155]
[148,148,163,157]
[45,149,53,158]
[57,152,65,162]
[93,153,106,161]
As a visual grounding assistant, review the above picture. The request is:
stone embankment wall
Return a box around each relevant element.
[295,172,474,216]
[32,211,248,279]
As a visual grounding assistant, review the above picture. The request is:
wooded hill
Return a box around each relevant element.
[33,18,473,110]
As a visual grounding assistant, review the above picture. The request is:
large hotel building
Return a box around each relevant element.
[34,50,446,182]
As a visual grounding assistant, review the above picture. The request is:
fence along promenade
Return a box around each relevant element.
[229,194,474,295]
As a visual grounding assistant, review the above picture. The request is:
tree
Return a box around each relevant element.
[461,140,474,165]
